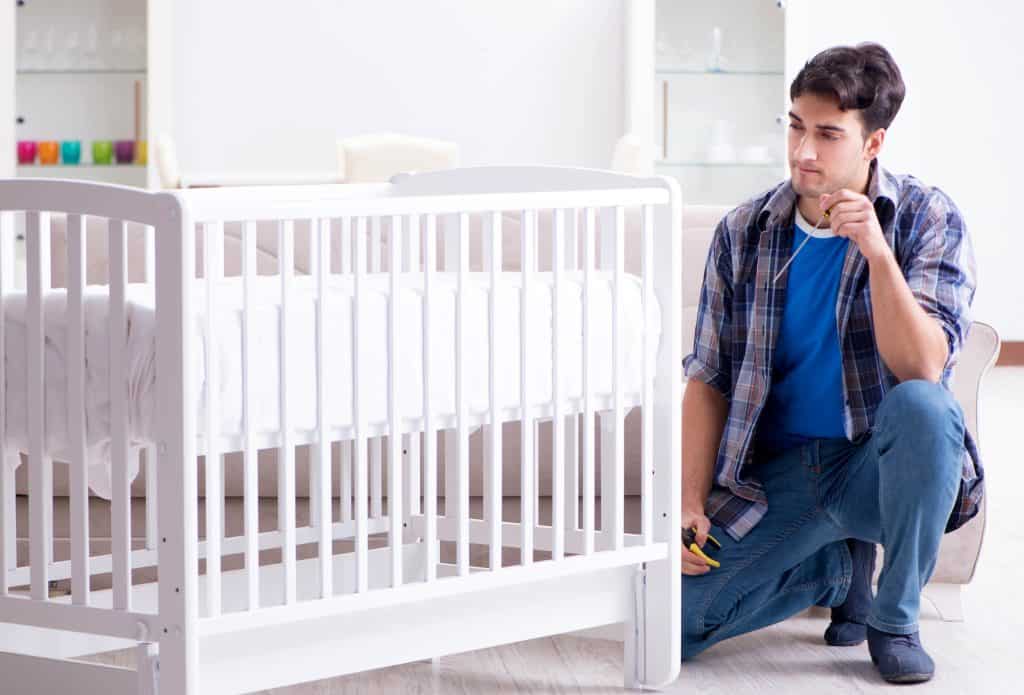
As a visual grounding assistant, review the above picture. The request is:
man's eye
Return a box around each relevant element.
[789,124,802,131]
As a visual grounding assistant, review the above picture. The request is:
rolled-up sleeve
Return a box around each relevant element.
[683,217,734,397]
[902,190,977,373]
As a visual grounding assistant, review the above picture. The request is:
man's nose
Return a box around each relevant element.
[794,133,816,162]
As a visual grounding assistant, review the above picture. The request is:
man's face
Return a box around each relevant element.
[787,93,879,200]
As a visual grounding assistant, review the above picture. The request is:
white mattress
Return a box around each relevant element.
[2,272,661,498]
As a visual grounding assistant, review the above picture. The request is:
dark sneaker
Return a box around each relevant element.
[824,538,876,647]
[866,624,935,684]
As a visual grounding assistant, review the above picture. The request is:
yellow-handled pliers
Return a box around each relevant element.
[682,527,722,569]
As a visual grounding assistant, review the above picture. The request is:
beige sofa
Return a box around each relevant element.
[14,203,997,623]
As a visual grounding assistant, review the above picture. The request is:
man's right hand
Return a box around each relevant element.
[681,508,714,576]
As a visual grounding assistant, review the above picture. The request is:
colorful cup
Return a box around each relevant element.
[92,140,113,165]
[135,139,148,165]
[17,140,37,165]
[38,141,60,165]
[114,140,135,164]
[61,140,82,165]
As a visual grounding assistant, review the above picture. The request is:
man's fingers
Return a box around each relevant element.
[826,200,867,217]
[820,189,865,213]
[830,210,868,232]
[681,548,711,575]
[693,516,710,547]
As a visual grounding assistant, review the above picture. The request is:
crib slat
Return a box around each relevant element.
[442,216,457,521]
[401,217,420,520]
[67,214,90,605]
[369,217,384,516]
[371,222,383,506]
[370,437,382,519]
[552,209,566,561]
[0,211,13,595]
[423,215,438,582]
[109,218,132,610]
[353,218,369,593]
[455,212,470,577]
[370,233,386,556]
[519,210,535,566]
[241,221,260,610]
[405,213,421,272]
[313,218,333,598]
[387,215,404,588]
[203,221,224,617]
[582,208,596,555]
[486,211,503,572]
[309,223,321,533]
[340,441,352,523]
[340,217,352,274]
[564,211,579,534]
[370,216,382,272]
[407,433,420,516]
[611,206,625,551]
[26,211,51,600]
[641,205,655,544]
[278,220,297,604]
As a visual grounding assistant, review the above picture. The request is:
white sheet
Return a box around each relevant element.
[2,272,661,498]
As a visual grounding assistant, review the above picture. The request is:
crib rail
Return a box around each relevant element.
[0,169,682,692]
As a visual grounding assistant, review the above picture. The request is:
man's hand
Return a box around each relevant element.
[682,508,714,576]
[820,189,891,265]
[821,190,948,382]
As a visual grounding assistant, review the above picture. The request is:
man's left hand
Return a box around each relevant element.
[820,189,892,265]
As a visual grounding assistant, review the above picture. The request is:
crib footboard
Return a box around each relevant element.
[1,167,681,694]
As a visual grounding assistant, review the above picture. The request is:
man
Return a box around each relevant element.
[679,42,981,684]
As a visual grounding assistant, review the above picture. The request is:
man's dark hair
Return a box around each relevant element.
[790,42,906,135]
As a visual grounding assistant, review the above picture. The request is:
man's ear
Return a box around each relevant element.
[865,128,886,160]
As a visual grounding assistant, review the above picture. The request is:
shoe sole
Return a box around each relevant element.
[883,673,934,684]
[870,656,934,683]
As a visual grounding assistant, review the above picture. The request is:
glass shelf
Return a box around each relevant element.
[17,164,145,168]
[656,66,784,76]
[17,68,147,75]
[657,160,782,169]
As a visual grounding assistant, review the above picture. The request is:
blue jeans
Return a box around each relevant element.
[681,380,966,661]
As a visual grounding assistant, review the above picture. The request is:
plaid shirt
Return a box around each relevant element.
[684,160,982,542]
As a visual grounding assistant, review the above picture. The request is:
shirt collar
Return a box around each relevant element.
[757,159,899,232]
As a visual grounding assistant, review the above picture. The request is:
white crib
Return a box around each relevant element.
[0,166,682,694]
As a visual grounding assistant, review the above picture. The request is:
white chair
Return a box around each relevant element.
[610,133,654,176]
[336,132,459,183]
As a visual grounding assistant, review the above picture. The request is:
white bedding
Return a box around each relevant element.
[2,272,661,498]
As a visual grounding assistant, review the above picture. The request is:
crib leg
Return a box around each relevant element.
[623,566,644,690]
[136,642,159,695]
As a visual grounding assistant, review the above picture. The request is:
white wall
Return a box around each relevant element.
[171,0,625,174]
[786,0,1024,340]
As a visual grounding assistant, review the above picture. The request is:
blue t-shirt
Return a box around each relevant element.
[756,208,848,455]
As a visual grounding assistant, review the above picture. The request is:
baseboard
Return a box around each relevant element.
[997,341,1024,365]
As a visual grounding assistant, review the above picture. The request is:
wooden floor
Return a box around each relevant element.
[73,367,1024,692]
